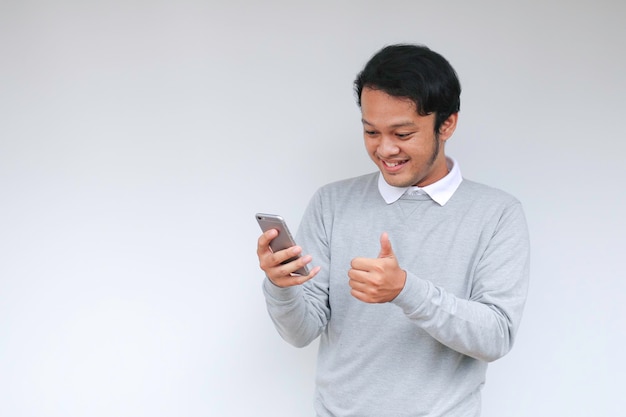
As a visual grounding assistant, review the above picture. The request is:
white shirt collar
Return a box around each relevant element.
[377,157,463,206]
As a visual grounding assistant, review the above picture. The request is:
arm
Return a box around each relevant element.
[259,194,331,347]
[398,202,529,361]
[350,202,530,362]
[262,276,330,348]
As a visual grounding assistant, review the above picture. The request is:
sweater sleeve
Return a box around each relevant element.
[391,201,530,362]
[262,277,329,347]
[262,190,331,348]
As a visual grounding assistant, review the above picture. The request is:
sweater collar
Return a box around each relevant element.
[377,157,463,206]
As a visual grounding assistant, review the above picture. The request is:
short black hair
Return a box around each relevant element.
[354,44,461,133]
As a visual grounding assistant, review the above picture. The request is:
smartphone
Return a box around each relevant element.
[255,213,310,276]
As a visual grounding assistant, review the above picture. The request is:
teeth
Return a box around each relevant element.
[385,161,403,167]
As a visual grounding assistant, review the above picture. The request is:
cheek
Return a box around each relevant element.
[364,139,378,154]
[406,138,432,155]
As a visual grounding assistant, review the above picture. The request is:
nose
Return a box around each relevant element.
[377,135,400,157]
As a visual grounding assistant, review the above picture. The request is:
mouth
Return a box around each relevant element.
[381,159,408,171]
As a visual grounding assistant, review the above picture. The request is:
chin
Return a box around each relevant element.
[383,175,413,188]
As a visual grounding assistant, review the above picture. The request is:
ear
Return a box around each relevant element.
[438,113,458,142]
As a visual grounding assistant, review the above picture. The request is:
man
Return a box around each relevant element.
[256,44,530,417]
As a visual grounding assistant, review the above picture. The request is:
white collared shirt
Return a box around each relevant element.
[377,157,463,206]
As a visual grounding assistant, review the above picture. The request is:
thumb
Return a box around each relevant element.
[378,232,394,258]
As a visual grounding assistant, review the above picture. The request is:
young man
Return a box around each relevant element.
[256,44,530,417]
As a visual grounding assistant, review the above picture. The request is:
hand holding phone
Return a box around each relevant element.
[255,213,311,277]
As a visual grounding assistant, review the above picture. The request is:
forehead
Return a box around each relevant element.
[360,88,432,127]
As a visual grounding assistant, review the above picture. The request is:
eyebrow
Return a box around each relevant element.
[361,118,417,129]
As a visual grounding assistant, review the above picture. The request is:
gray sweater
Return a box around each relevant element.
[263,172,530,417]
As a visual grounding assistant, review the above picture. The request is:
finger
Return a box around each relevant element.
[350,257,372,272]
[348,283,370,302]
[271,264,321,288]
[257,228,278,256]
[273,245,304,266]
[378,232,394,259]
[259,247,303,279]
[347,267,368,283]
[262,246,303,273]
[291,265,321,285]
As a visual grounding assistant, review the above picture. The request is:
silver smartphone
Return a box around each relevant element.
[255,213,310,276]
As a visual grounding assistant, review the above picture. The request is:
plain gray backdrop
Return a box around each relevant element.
[1,0,624,416]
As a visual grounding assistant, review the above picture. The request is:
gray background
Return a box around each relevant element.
[1,1,624,416]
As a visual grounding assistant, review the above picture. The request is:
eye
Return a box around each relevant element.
[364,130,379,137]
[396,132,413,139]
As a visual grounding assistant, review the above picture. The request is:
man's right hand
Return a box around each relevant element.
[257,229,320,287]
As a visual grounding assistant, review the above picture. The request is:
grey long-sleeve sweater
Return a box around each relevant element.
[263,172,530,417]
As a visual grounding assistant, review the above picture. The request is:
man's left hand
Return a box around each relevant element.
[348,232,407,303]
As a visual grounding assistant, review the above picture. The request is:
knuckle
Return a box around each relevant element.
[277,263,291,277]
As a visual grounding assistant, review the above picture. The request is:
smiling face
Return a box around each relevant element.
[361,87,458,188]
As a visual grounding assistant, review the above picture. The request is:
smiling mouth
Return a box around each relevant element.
[382,160,408,168]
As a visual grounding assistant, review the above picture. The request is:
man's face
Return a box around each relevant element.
[360,87,456,188]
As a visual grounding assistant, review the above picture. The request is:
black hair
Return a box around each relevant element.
[354,44,461,133]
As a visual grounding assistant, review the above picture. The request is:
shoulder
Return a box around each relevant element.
[452,179,528,234]
[299,172,381,237]
[455,178,522,207]
[304,172,381,217]
[451,179,527,226]
[315,172,379,198]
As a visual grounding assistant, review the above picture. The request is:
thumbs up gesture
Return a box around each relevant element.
[348,232,407,303]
